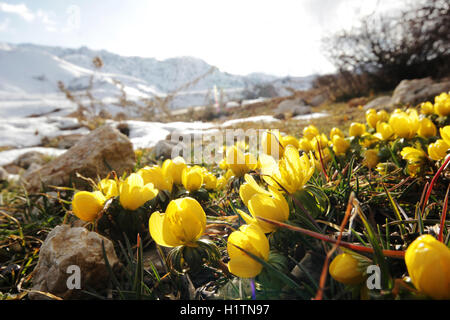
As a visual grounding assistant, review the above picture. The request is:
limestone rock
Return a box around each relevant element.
[309,92,329,106]
[363,96,393,111]
[391,77,450,106]
[154,139,187,160]
[13,151,47,169]
[275,98,311,116]
[23,125,135,192]
[29,225,120,300]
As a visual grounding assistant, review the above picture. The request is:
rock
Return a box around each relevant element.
[23,125,135,192]
[0,167,8,181]
[275,98,311,116]
[391,77,450,106]
[56,134,84,149]
[290,252,324,286]
[29,225,120,300]
[309,92,329,106]
[363,96,393,111]
[13,151,47,169]
[154,139,187,160]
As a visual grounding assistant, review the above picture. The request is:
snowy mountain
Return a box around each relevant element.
[0,42,316,114]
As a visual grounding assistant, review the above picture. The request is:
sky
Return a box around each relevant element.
[0,0,407,77]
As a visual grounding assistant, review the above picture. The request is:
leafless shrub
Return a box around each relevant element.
[322,0,450,95]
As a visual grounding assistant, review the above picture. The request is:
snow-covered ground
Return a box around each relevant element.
[220,115,280,127]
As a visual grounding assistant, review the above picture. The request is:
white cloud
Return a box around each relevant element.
[0,17,9,31]
[0,2,34,22]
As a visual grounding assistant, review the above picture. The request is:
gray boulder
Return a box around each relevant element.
[391,77,450,106]
[23,125,135,192]
[363,96,393,111]
[275,98,311,116]
[29,225,120,300]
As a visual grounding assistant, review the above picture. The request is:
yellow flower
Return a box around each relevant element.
[388,109,419,139]
[377,110,390,123]
[365,109,379,128]
[330,127,344,139]
[225,145,257,177]
[329,253,365,285]
[440,126,450,146]
[218,158,228,170]
[162,156,187,185]
[375,122,395,141]
[72,191,106,222]
[401,147,427,163]
[417,118,437,138]
[303,125,320,140]
[262,130,284,158]
[227,224,270,278]
[363,149,379,169]
[428,139,449,161]
[349,122,366,137]
[203,172,217,190]
[420,101,434,115]
[434,92,450,117]
[149,197,206,247]
[98,178,119,199]
[401,147,427,176]
[405,235,450,300]
[237,188,289,234]
[138,166,173,192]
[280,135,300,150]
[182,166,204,192]
[119,173,158,211]
[332,135,350,155]
[298,137,313,152]
[311,133,329,151]
[239,174,272,207]
[260,145,315,194]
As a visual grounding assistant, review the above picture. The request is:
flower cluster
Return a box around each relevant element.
[68,91,450,300]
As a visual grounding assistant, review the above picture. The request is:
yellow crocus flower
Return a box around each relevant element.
[149,197,206,247]
[138,166,173,193]
[298,137,313,152]
[329,253,365,285]
[181,166,204,192]
[440,126,450,146]
[363,149,379,169]
[98,178,119,199]
[203,172,218,190]
[303,125,320,140]
[420,101,434,115]
[405,235,450,300]
[162,156,187,185]
[428,139,449,161]
[237,188,289,234]
[119,173,158,211]
[227,224,270,278]
[349,122,366,137]
[434,92,450,117]
[365,109,379,129]
[375,122,395,141]
[261,130,284,158]
[72,191,106,222]
[332,135,350,156]
[417,118,437,138]
[225,145,257,177]
[388,109,420,139]
[330,127,344,139]
[260,145,314,194]
[280,135,300,150]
